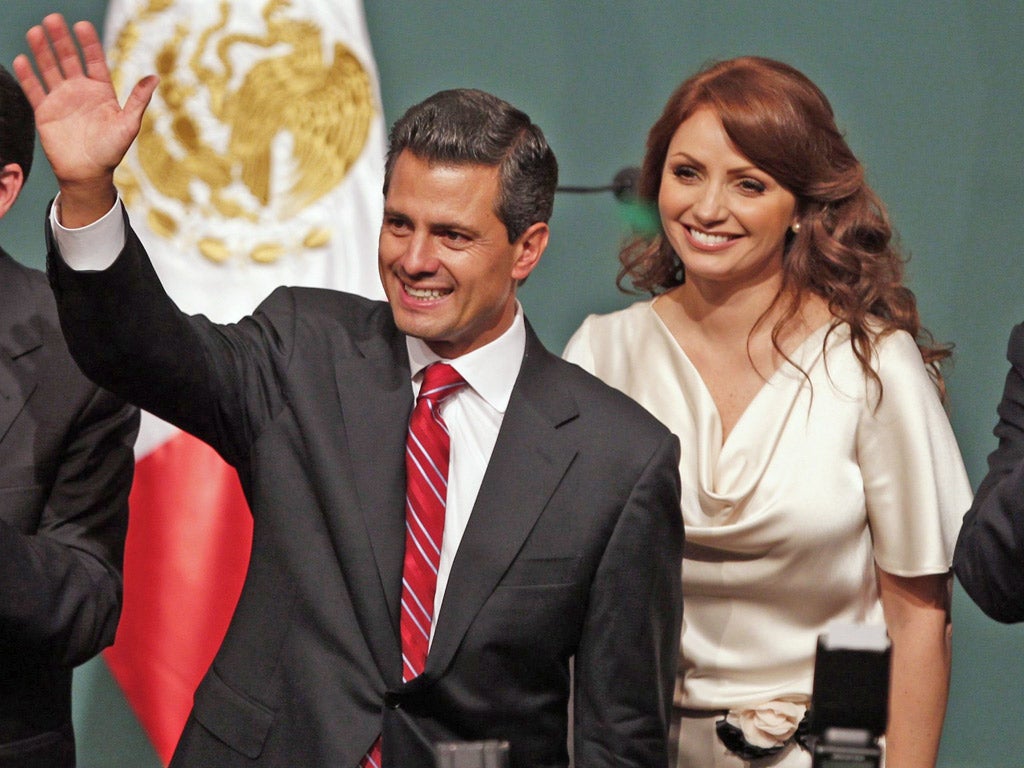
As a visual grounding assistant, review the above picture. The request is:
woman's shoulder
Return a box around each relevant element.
[824,318,921,364]
[862,322,926,368]
[572,298,658,340]
[827,320,937,403]
[811,319,935,400]
[563,298,658,365]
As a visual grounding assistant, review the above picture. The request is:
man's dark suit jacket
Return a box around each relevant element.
[47,222,684,768]
[0,248,138,767]
[954,322,1024,622]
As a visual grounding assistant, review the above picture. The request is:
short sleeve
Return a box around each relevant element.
[858,331,972,576]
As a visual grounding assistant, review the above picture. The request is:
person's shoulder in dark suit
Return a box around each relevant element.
[254,283,398,352]
[0,248,140,766]
[558,348,676,443]
[550,343,684,768]
[954,322,1024,622]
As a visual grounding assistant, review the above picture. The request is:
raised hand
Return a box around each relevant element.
[12,14,158,226]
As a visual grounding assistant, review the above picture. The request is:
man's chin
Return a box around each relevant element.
[392,313,442,343]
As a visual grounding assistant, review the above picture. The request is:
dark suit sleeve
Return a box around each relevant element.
[0,381,139,666]
[46,214,288,468]
[954,323,1024,622]
[573,431,683,767]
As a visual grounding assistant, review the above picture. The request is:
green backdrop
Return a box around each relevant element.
[3,1,1022,765]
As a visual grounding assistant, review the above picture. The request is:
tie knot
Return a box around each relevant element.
[418,363,466,405]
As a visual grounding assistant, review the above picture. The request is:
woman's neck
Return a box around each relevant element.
[668,272,785,342]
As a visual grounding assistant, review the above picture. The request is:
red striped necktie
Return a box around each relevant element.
[361,362,466,767]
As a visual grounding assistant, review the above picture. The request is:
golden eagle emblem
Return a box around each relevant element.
[109,0,375,264]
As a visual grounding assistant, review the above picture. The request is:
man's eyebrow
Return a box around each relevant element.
[429,220,481,237]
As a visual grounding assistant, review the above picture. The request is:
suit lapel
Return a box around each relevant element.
[426,326,579,676]
[0,252,41,443]
[331,322,412,681]
[0,350,34,445]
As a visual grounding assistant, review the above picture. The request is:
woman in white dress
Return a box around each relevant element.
[564,57,971,768]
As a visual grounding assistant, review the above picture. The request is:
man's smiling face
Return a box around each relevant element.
[378,150,544,358]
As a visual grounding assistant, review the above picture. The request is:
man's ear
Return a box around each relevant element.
[511,221,549,282]
[0,163,25,220]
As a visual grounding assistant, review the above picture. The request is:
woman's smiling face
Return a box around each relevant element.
[658,107,798,293]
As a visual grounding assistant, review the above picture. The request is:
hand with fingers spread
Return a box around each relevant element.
[12,13,158,227]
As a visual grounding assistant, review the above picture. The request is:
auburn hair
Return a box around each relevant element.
[620,56,949,396]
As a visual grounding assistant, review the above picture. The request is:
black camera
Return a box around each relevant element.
[808,623,891,768]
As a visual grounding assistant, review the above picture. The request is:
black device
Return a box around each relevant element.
[808,622,891,767]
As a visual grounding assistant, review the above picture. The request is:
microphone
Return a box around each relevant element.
[610,166,641,200]
[557,166,640,201]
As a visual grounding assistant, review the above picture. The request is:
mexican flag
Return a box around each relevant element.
[101,0,385,761]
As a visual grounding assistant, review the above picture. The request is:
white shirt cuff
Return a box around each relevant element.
[49,193,126,271]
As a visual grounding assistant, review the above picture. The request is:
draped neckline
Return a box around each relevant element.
[645,302,835,523]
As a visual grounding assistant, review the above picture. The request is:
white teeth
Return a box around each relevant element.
[688,228,732,246]
[405,285,448,299]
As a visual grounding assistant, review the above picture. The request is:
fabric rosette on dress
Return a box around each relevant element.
[715,698,810,760]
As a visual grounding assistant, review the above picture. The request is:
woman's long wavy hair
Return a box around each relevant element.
[621,56,949,396]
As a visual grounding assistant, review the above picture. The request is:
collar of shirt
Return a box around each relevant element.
[404,303,526,414]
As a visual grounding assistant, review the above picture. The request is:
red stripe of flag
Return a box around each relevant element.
[103,432,252,764]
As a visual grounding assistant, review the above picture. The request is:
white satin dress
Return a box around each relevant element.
[564,299,972,767]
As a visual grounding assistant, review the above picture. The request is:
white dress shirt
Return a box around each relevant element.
[49,195,127,271]
[405,313,524,644]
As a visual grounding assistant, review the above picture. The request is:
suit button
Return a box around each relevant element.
[384,692,401,709]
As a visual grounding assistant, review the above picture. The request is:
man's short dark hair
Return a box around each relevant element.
[384,89,557,243]
[0,64,35,183]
